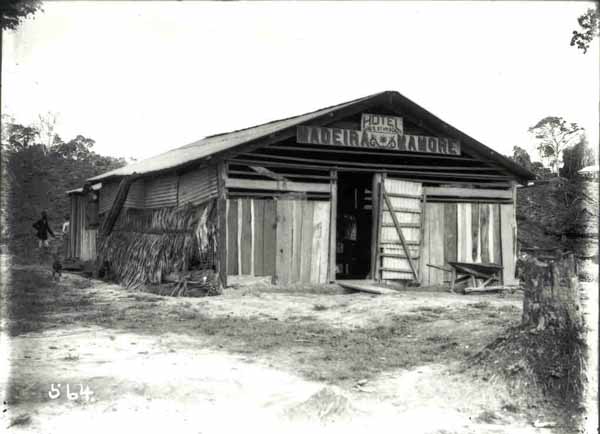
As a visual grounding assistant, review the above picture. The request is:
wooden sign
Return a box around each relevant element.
[296,124,461,156]
[361,113,403,135]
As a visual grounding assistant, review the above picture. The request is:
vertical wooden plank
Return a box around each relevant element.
[299,201,314,283]
[319,202,331,284]
[443,202,457,282]
[418,192,427,280]
[253,199,265,276]
[217,162,228,286]
[276,200,292,286]
[291,200,303,283]
[421,202,432,285]
[480,204,490,263]
[456,203,463,263]
[314,201,331,284]
[310,210,322,284]
[328,170,337,282]
[512,182,518,258]
[375,175,385,282]
[237,199,243,275]
[471,203,479,263]
[370,173,381,279]
[493,204,502,265]
[464,203,472,262]
[241,199,252,275]
[488,204,495,263]
[429,203,445,284]
[500,203,517,285]
[250,200,255,276]
[227,199,238,275]
[70,197,77,258]
[263,199,277,277]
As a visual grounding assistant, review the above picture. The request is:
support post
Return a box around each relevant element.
[328,170,337,283]
[216,161,228,288]
[370,173,382,280]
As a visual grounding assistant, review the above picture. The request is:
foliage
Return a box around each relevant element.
[0,0,42,31]
[528,117,584,174]
[510,146,552,179]
[559,138,596,179]
[1,117,127,255]
[571,7,600,54]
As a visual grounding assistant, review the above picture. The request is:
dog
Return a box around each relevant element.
[52,254,63,281]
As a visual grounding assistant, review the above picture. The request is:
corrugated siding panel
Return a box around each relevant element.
[144,175,178,208]
[124,179,145,208]
[69,195,81,258]
[80,228,97,261]
[99,182,118,214]
[179,165,218,206]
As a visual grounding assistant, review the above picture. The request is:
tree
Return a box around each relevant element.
[559,137,596,179]
[50,134,96,160]
[571,7,600,54]
[528,116,584,175]
[3,122,40,152]
[36,111,59,148]
[530,162,553,179]
[511,146,534,171]
[0,0,42,31]
[510,145,554,179]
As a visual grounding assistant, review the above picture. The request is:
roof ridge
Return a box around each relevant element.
[198,91,388,141]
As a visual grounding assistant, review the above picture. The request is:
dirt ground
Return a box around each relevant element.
[0,255,584,434]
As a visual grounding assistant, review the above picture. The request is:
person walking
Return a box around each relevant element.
[33,211,55,255]
[62,214,70,258]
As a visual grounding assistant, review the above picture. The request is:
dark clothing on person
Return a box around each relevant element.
[33,218,55,240]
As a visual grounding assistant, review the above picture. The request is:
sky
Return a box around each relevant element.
[2,1,599,164]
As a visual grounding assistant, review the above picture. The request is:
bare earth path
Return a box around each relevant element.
[0,259,574,434]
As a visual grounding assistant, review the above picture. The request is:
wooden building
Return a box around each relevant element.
[69,91,535,288]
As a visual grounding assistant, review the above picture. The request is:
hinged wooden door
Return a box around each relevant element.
[376,178,424,282]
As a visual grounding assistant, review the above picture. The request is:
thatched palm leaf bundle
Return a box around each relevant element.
[98,200,217,288]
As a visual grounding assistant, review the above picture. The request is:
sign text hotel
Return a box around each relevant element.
[296,114,461,156]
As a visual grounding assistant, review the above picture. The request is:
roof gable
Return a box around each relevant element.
[88,91,535,183]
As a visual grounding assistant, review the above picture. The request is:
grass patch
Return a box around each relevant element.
[468,301,491,310]
[5,267,520,388]
[412,306,449,315]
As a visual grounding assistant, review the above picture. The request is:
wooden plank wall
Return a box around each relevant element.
[421,202,503,286]
[69,194,97,261]
[226,198,329,284]
[80,228,97,261]
[69,195,80,258]
[500,203,517,285]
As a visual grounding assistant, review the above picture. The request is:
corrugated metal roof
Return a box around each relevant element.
[579,164,599,174]
[66,183,102,195]
[88,92,380,182]
[87,90,536,183]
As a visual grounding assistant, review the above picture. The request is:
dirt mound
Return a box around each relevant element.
[468,321,586,425]
[285,386,359,424]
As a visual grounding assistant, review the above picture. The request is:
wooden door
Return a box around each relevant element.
[275,199,330,286]
[377,178,423,282]
[226,198,330,285]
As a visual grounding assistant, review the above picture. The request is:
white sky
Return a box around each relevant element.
[2,1,599,163]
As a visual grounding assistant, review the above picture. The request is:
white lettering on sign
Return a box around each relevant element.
[296,124,461,156]
[361,113,403,135]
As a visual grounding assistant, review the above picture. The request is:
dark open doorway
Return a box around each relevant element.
[335,172,373,279]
